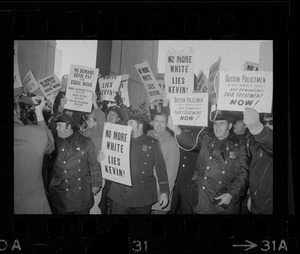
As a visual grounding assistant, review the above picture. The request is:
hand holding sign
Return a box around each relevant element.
[243,107,264,135]
[167,116,182,135]
[61,74,69,92]
[97,150,106,163]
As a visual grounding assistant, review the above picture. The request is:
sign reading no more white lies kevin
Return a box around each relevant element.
[101,122,132,187]
[217,71,273,113]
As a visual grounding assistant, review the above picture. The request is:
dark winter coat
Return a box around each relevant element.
[49,132,102,212]
[176,132,249,214]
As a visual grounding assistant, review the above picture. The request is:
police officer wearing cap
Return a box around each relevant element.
[49,100,102,214]
[97,112,170,214]
[168,112,249,214]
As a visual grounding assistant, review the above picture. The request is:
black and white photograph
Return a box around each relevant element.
[13,40,280,215]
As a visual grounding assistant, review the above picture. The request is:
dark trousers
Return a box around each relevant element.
[55,207,90,214]
[98,180,112,214]
[170,184,193,214]
[112,201,152,214]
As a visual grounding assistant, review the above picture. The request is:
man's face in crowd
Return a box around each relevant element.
[86,115,97,129]
[127,119,142,138]
[107,110,119,124]
[262,116,273,130]
[233,120,247,135]
[153,114,167,135]
[213,120,232,140]
[56,122,71,138]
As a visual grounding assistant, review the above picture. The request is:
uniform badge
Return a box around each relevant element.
[142,145,148,152]
[229,151,237,159]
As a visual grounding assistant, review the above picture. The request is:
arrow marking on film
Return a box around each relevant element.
[233,240,257,251]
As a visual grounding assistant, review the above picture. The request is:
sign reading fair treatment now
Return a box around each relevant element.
[217,71,273,113]
[170,92,208,127]
[101,123,132,187]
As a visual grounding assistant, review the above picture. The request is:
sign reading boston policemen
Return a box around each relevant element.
[217,71,273,113]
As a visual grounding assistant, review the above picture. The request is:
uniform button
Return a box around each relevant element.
[141,180,144,183]
[79,187,81,190]
[226,147,229,150]
[63,161,66,164]
[65,179,68,182]
[62,148,65,151]
[64,170,67,173]
[184,156,187,159]
[209,156,212,160]
[78,160,81,163]
[222,171,225,174]
[66,188,69,191]
[206,166,209,170]
[225,161,228,164]
[218,181,222,184]
[182,164,185,167]
[260,153,262,157]
[204,176,207,180]
[78,178,81,181]
[149,147,151,149]
[142,171,144,174]
[202,186,206,190]
[212,143,214,147]
[144,162,147,165]
[147,154,149,157]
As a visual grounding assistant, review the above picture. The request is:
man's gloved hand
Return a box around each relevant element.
[243,107,264,135]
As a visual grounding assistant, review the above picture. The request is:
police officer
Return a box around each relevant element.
[168,112,249,214]
[49,110,102,214]
[98,112,170,214]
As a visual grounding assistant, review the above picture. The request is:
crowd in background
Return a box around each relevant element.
[14,74,273,215]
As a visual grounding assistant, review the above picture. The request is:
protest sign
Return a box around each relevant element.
[138,101,149,117]
[208,58,221,105]
[196,70,209,93]
[217,71,273,113]
[135,62,162,101]
[98,74,122,102]
[14,43,23,92]
[118,74,130,107]
[165,48,195,96]
[22,70,40,94]
[38,74,62,105]
[101,123,132,186]
[170,93,208,127]
[243,61,259,71]
[64,64,99,112]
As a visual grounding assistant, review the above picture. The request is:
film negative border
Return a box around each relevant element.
[2,1,296,253]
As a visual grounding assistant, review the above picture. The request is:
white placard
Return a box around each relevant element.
[101,123,132,186]
[38,74,62,105]
[118,74,130,107]
[99,74,122,102]
[64,64,99,112]
[135,62,162,101]
[165,48,195,96]
[170,93,208,126]
[208,59,221,105]
[22,70,40,93]
[217,71,273,113]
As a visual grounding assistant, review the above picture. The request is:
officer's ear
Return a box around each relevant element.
[150,120,154,126]
[228,122,233,130]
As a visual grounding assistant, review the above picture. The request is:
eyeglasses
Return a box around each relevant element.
[262,120,273,126]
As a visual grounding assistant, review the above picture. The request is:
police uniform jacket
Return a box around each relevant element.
[176,132,249,214]
[248,126,273,214]
[108,134,170,208]
[49,131,102,212]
